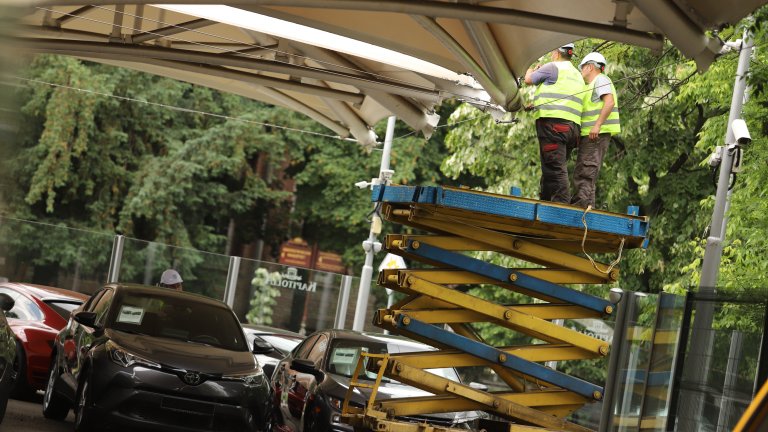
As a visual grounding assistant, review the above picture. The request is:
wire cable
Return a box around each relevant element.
[7,76,359,142]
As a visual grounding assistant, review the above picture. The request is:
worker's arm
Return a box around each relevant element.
[589,93,615,140]
[524,65,540,85]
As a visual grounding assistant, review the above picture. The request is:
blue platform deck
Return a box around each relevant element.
[372,185,649,250]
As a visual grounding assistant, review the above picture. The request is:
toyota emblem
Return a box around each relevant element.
[182,372,202,385]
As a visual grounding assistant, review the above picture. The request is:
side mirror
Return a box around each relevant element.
[0,293,13,312]
[73,311,98,328]
[291,359,324,381]
[252,339,275,355]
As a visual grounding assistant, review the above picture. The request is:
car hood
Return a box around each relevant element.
[109,330,256,374]
[321,373,480,425]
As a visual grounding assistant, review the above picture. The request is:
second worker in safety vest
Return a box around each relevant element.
[574,52,620,208]
[524,43,584,204]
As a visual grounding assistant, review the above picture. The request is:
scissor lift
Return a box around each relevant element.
[342,185,649,432]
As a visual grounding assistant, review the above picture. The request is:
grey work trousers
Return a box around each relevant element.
[571,133,611,208]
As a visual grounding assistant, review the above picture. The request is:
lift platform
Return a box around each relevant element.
[342,185,649,432]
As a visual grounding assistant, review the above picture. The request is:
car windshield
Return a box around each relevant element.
[253,334,303,355]
[43,300,83,319]
[327,338,459,383]
[109,292,247,352]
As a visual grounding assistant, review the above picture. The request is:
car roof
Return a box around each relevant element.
[108,283,230,309]
[241,324,303,338]
[324,329,433,350]
[0,282,90,302]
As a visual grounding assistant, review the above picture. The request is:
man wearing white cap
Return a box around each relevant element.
[574,52,620,208]
[159,269,183,291]
[524,43,585,204]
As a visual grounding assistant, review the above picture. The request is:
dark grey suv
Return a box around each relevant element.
[42,284,271,432]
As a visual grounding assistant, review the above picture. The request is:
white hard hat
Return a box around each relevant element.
[580,52,607,68]
[558,43,575,54]
[160,269,183,285]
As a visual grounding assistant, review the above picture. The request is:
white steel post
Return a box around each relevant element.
[699,30,753,289]
[680,29,753,430]
[106,234,125,284]
[334,275,353,329]
[352,116,396,331]
[224,256,241,307]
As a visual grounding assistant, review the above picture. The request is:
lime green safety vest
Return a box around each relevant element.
[580,75,621,136]
[533,61,585,125]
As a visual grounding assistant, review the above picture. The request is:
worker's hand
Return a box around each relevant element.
[589,125,600,140]
[524,104,534,111]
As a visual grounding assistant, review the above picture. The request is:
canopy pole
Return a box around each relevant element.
[352,115,396,331]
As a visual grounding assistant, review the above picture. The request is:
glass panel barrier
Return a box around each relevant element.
[0,215,113,295]
[118,237,230,300]
[234,258,373,335]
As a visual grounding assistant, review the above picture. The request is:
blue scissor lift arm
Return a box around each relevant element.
[342,185,649,432]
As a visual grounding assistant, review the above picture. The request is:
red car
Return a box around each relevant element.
[0,283,89,399]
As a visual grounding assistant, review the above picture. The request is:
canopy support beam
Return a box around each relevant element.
[289,42,441,137]
[630,0,719,70]
[129,18,216,44]
[54,5,93,25]
[22,38,444,103]
[462,20,522,111]
[411,15,508,111]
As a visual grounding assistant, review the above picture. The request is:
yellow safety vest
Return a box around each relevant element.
[533,61,585,125]
[580,75,621,136]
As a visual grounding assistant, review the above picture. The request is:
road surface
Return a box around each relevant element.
[2,397,74,432]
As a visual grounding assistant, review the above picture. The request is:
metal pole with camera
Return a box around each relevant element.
[675,29,753,430]
[352,116,397,331]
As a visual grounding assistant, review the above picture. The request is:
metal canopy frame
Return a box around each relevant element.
[11,0,764,144]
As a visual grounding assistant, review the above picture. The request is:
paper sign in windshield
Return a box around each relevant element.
[117,305,145,324]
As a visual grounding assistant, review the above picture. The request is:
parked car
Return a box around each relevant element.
[43,284,271,432]
[0,282,88,399]
[271,329,482,432]
[242,324,304,379]
[0,293,17,424]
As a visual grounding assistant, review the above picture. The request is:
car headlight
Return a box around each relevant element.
[222,367,264,386]
[106,340,161,369]
[328,395,363,411]
[329,396,343,411]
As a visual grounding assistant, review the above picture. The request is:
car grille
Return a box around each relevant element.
[161,397,215,415]
[120,397,243,431]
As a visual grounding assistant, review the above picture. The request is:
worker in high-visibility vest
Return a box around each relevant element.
[573,52,620,208]
[524,43,584,204]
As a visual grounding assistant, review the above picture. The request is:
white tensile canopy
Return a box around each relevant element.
[6,0,767,145]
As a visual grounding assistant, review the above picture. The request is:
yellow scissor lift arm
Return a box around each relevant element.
[342,185,649,432]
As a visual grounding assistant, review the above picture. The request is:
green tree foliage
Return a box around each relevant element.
[2,54,328,286]
[247,268,282,325]
[291,101,482,271]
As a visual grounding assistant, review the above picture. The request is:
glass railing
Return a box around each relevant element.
[0,214,376,333]
[119,237,230,300]
[233,258,370,334]
[0,215,114,295]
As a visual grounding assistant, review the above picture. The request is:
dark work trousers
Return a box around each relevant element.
[535,118,580,203]
[572,133,611,208]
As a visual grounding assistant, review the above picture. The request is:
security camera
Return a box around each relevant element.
[732,119,751,145]
[354,180,370,189]
[608,288,623,304]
